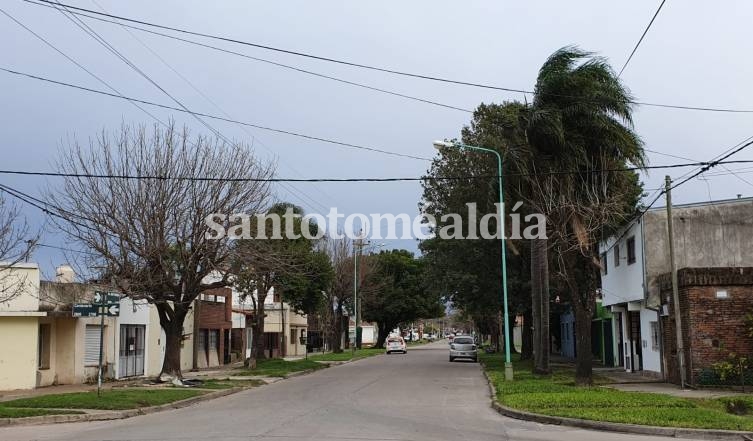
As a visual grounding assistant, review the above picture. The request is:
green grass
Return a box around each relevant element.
[0,388,204,410]
[308,348,383,362]
[0,407,84,418]
[236,358,327,377]
[197,379,265,390]
[480,353,753,431]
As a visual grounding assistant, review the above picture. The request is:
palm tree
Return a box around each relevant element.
[525,46,645,384]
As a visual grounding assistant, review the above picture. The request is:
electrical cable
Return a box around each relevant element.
[21,0,753,114]
[0,66,432,161]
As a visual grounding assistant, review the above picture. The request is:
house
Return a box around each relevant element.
[0,263,196,390]
[600,197,753,378]
[348,320,377,346]
[0,262,45,390]
[231,286,308,359]
[193,287,232,368]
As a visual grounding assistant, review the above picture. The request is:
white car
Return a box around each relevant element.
[385,336,407,354]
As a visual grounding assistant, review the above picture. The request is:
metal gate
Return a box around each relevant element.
[118,325,145,377]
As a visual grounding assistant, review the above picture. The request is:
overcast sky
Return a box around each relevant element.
[3,1,753,278]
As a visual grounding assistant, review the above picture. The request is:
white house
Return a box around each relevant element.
[601,197,753,378]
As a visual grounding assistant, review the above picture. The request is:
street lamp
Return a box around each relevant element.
[433,140,514,381]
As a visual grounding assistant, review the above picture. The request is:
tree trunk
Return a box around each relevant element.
[573,299,594,386]
[330,303,343,353]
[531,238,550,374]
[520,307,533,361]
[506,309,518,354]
[251,300,267,360]
[375,322,391,349]
[156,302,188,381]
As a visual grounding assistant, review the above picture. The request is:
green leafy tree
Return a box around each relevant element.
[361,250,443,348]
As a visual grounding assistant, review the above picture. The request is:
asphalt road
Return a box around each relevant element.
[0,341,696,441]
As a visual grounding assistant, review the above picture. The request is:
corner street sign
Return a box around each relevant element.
[72,302,120,317]
[72,292,121,317]
[93,292,120,304]
[72,303,98,317]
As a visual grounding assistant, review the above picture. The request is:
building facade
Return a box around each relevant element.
[601,197,753,378]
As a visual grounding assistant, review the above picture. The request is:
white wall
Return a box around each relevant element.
[600,220,645,306]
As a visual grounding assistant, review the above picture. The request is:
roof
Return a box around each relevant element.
[647,196,753,212]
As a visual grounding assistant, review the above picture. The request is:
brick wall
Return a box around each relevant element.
[659,267,753,385]
[198,287,232,328]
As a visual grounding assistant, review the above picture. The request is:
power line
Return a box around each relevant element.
[601,137,753,255]
[2,159,753,182]
[0,6,166,125]
[22,0,753,114]
[48,0,231,148]
[0,66,431,161]
[85,0,339,218]
[619,0,668,77]
[24,0,472,114]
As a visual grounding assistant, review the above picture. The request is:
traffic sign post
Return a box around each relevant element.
[72,291,120,397]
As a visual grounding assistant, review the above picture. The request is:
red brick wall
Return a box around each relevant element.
[199,287,232,328]
[660,268,753,385]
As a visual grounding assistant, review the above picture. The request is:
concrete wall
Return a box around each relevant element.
[644,198,753,306]
[0,317,39,390]
[0,263,40,312]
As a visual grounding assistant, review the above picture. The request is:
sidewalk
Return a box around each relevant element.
[605,382,744,399]
[0,379,156,402]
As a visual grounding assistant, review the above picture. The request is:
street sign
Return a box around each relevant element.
[104,304,120,317]
[72,303,98,317]
[93,292,120,304]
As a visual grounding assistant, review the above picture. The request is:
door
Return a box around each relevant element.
[118,325,145,377]
[629,311,643,371]
[603,319,614,367]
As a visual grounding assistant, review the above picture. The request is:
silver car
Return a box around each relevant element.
[448,335,478,362]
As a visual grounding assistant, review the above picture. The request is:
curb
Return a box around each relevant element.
[0,387,242,428]
[481,370,753,441]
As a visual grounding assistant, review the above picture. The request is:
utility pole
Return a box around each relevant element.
[665,176,687,388]
[352,235,361,354]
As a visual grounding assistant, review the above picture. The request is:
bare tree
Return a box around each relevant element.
[319,235,353,353]
[46,123,274,380]
[0,194,38,303]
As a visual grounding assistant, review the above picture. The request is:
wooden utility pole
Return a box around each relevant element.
[665,176,687,388]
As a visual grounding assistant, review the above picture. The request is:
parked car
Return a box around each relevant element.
[385,336,407,354]
[448,335,477,362]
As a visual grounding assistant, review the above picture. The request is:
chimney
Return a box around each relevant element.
[55,265,75,283]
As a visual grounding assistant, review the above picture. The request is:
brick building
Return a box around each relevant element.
[659,267,753,386]
[194,287,232,369]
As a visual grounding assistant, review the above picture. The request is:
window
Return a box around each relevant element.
[626,236,636,265]
[600,252,608,275]
[650,321,660,351]
[614,245,620,267]
[208,329,219,350]
[290,330,296,345]
[85,325,102,365]
[38,324,51,369]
